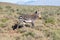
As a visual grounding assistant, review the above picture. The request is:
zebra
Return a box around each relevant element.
[18,11,41,27]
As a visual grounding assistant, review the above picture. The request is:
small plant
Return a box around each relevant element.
[0,24,4,27]
[10,9,15,12]
[45,17,55,24]
[43,30,52,37]
[17,12,21,15]
[0,6,2,9]
[0,23,6,28]
[1,18,9,23]
[15,37,20,40]
[17,29,26,33]
[16,9,19,11]
[52,30,60,40]
[57,13,60,15]
[22,9,26,12]
[22,32,34,37]
[5,6,11,9]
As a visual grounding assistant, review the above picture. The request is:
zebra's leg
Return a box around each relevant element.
[16,22,20,29]
[23,22,26,27]
[31,21,34,27]
[20,20,25,27]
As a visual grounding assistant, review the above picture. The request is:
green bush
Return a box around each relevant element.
[45,17,55,24]
[1,18,9,23]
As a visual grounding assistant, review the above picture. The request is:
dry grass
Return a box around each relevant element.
[0,2,60,40]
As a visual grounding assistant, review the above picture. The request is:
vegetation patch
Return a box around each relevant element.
[45,17,55,24]
[0,6,2,9]
[0,3,60,40]
[5,6,11,9]
[22,32,35,37]
[0,23,6,28]
[1,18,9,23]
[52,29,60,40]
[0,24,4,27]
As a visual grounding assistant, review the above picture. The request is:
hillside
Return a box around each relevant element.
[0,2,60,40]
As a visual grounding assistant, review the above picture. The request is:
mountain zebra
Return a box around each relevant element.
[18,11,41,27]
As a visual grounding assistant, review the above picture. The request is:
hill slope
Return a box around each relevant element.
[0,2,60,40]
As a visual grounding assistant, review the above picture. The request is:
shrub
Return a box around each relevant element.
[45,17,55,24]
[52,30,60,40]
[17,12,21,15]
[0,24,4,27]
[16,9,19,11]
[0,6,2,9]
[10,9,15,12]
[0,23,6,28]
[1,18,9,23]
[15,37,20,40]
[5,6,11,9]
[43,30,52,37]
[22,32,34,37]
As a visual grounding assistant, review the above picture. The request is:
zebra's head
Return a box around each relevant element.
[34,11,40,16]
[34,11,42,19]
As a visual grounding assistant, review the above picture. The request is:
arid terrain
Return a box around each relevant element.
[0,2,60,40]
